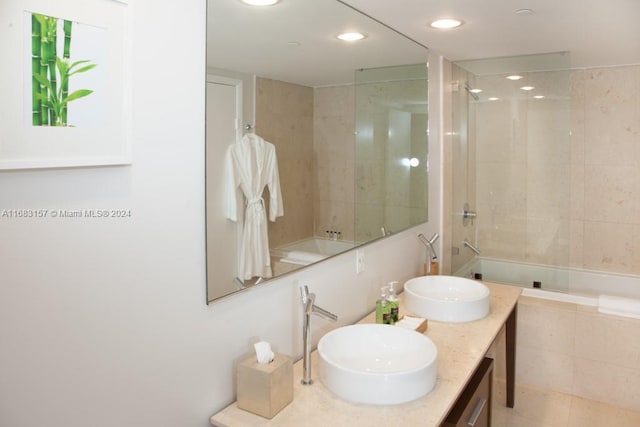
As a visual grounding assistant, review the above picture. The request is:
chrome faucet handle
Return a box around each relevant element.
[300,284,310,302]
[463,202,477,226]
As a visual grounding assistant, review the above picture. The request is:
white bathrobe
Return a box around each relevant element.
[225,133,283,280]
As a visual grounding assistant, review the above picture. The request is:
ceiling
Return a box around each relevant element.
[207,0,428,87]
[207,0,640,87]
[343,0,640,69]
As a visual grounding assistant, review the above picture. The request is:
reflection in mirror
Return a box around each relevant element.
[206,0,429,303]
[354,64,428,242]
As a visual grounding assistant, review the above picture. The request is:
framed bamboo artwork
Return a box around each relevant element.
[0,0,131,170]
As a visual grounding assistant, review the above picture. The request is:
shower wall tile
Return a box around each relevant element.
[570,162,585,221]
[633,225,640,273]
[471,65,640,275]
[527,99,571,165]
[584,164,637,224]
[568,220,584,268]
[314,85,355,242]
[577,65,640,274]
[570,70,586,167]
[525,217,570,265]
[257,78,314,248]
[583,66,640,168]
[582,221,635,273]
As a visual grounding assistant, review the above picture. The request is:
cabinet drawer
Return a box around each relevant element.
[442,357,493,427]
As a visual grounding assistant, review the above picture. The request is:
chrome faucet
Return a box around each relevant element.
[299,284,338,385]
[464,239,481,255]
[418,233,439,272]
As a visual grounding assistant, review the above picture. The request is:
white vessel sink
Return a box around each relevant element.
[317,324,437,405]
[404,276,490,323]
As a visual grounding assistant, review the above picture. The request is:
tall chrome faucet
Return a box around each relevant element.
[418,232,439,273]
[299,284,338,385]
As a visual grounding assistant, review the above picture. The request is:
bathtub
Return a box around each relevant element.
[271,237,357,266]
[455,257,640,316]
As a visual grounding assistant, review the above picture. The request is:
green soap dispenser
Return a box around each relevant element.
[387,281,399,324]
[376,286,391,324]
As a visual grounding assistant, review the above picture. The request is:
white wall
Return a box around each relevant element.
[0,2,443,426]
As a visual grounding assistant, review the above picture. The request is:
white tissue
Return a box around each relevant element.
[254,341,275,364]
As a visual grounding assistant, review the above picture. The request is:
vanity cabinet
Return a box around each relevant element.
[442,357,493,427]
[210,283,521,427]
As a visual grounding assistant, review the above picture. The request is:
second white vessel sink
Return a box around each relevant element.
[317,324,437,405]
[404,275,490,323]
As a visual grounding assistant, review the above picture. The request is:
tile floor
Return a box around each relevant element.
[492,380,640,427]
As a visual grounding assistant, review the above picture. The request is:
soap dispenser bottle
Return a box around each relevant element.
[376,286,391,324]
[387,281,399,324]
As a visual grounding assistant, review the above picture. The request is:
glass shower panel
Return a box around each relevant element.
[353,64,429,243]
[452,53,572,291]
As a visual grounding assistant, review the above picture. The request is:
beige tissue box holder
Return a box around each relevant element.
[236,353,293,419]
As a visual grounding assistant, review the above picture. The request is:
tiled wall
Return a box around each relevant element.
[474,69,572,267]
[498,297,640,412]
[259,78,418,247]
[256,78,314,248]
[313,85,356,242]
[353,79,428,242]
[473,65,640,276]
[570,65,640,274]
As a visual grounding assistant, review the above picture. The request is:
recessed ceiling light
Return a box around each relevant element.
[533,95,545,99]
[488,97,499,101]
[520,86,535,91]
[287,41,300,47]
[429,19,464,29]
[506,75,523,81]
[337,32,366,42]
[469,88,483,94]
[239,0,280,5]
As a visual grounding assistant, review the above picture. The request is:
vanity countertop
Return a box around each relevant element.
[210,281,521,427]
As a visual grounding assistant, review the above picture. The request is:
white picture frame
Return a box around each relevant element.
[0,0,131,170]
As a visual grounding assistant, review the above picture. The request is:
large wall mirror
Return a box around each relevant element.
[206,0,429,303]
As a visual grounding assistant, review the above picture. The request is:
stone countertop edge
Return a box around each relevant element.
[210,281,522,427]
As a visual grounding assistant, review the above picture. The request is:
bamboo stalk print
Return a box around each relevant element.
[30,13,96,127]
[36,14,51,125]
[61,20,72,125]
[47,18,58,125]
[31,15,42,125]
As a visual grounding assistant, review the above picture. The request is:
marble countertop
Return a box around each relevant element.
[211,282,521,427]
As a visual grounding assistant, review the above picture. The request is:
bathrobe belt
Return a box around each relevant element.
[246,197,265,224]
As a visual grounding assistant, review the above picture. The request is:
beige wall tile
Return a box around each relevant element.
[584,164,637,224]
[257,78,315,248]
[574,311,640,369]
[582,221,635,273]
[469,65,640,275]
[583,67,640,168]
[517,301,576,355]
[572,358,640,412]
[516,345,575,394]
